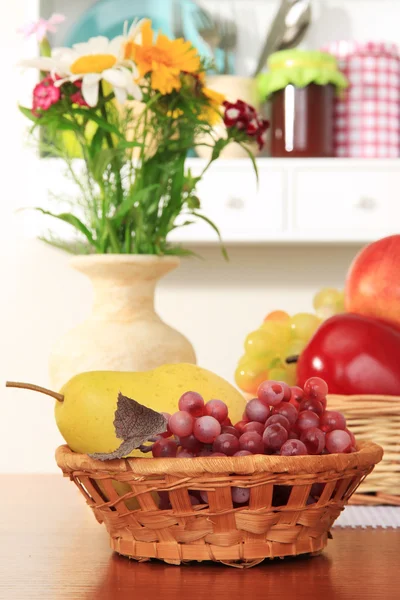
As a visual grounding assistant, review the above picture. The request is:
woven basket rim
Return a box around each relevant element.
[55,441,383,477]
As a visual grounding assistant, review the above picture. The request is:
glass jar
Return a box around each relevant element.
[271,83,335,157]
[257,50,348,158]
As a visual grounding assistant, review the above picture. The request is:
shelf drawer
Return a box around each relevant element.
[169,165,285,242]
[293,169,400,232]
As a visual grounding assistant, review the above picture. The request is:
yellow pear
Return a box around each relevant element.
[52,363,245,456]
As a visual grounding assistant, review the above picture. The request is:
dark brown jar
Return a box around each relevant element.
[257,50,348,158]
[271,83,334,157]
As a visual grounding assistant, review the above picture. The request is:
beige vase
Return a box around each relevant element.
[49,255,196,391]
[196,75,261,159]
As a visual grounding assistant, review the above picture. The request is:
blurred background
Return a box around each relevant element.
[1,0,399,472]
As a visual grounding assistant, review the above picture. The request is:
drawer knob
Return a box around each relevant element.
[226,197,244,209]
[356,197,377,210]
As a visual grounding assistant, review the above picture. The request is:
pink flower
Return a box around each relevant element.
[18,13,65,43]
[32,76,61,115]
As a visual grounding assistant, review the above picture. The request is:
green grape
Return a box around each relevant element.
[238,354,249,367]
[313,288,345,320]
[285,362,297,385]
[290,313,320,341]
[235,357,269,394]
[245,328,278,359]
[260,320,291,356]
[283,338,307,359]
[269,366,296,386]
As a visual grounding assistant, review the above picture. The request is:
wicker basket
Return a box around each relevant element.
[328,395,400,505]
[56,442,382,568]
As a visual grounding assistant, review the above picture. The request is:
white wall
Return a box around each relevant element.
[0,0,394,472]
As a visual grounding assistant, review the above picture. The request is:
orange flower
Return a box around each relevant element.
[201,86,225,125]
[124,20,201,95]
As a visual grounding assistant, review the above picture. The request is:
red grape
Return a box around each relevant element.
[245,398,270,423]
[189,494,201,506]
[221,425,240,438]
[239,431,264,454]
[198,447,212,457]
[320,411,346,433]
[295,410,320,434]
[158,491,172,509]
[289,386,305,409]
[169,411,194,437]
[152,439,178,458]
[243,421,265,435]
[234,420,249,435]
[304,377,329,402]
[300,427,325,455]
[325,430,352,454]
[265,414,290,432]
[222,417,232,427]
[288,431,299,440]
[345,428,356,447]
[210,452,226,457]
[299,398,324,417]
[180,434,203,453]
[200,491,208,503]
[159,412,172,438]
[257,380,285,407]
[178,391,205,417]
[234,450,252,456]
[232,487,250,504]
[278,381,292,401]
[263,423,288,451]
[204,399,228,423]
[193,416,221,443]
[311,482,325,498]
[280,439,308,456]
[177,449,195,458]
[274,402,298,426]
[212,433,240,456]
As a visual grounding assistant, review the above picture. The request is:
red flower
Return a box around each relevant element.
[223,99,269,151]
[71,89,88,107]
[32,75,61,115]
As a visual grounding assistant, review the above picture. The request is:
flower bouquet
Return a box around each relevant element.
[20,18,269,256]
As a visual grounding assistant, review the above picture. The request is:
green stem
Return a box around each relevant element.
[99,84,123,207]
[106,220,120,253]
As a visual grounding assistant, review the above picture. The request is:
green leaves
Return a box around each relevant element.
[32,208,99,251]
[192,212,228,261]
[19,106,38,124]
[17,71,261,258]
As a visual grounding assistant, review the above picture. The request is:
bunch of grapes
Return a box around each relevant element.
[143,376,355,460]
[142,376,355,508]
[235,288,345,395]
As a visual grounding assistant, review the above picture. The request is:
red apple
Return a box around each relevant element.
[345,235,400,329]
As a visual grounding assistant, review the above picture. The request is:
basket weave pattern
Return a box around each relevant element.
[56,442,382,567]
[329,395,400,505]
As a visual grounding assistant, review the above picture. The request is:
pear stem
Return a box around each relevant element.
[5,381,64,402]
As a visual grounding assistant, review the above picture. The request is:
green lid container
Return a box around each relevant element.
[257,49,348,100]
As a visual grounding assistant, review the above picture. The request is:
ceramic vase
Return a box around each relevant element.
[49,255,196,390]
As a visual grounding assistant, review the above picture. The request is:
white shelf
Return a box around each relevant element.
[18,155,400,246]
[167,157,400,245]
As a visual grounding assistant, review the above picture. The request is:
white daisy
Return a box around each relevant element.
[20,35,142,107]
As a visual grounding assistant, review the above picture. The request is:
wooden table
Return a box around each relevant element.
[1,475,399,600]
